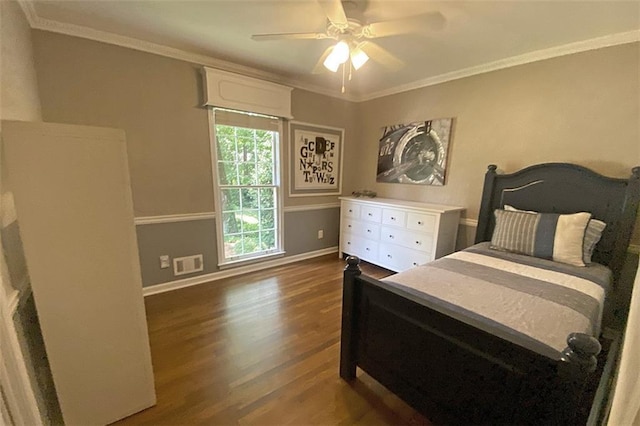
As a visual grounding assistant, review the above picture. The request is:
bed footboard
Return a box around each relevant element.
[339,256,601,424]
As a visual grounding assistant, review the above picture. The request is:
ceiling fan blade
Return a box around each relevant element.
[312,46,335,74]
[363,11,446,38]
[251,32,328,41]
[317,0,348,28]
[358,41,404,71]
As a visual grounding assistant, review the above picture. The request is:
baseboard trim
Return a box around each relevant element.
[142,246,339,296]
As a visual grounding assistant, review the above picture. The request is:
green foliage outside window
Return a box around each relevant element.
[216,124,278,259]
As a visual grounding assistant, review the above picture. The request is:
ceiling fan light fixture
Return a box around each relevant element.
[323,40,350,72]
[350,46,369,70]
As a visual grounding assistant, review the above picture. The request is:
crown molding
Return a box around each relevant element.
[22,3,359,102]
[20,0,639,104]
[16,0,38,26]
[358,30,640,102]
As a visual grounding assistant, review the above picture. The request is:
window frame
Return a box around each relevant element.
[208,108,285,268]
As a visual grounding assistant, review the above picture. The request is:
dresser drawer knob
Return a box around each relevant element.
[387,254,392,258]
[348,209,353,213]
[415,241,421,245]
[367,229,371,233]
[389,235,394,239]
[391,216,396,220]
[348,224,352,228]
[368,213,373,216]
[413,262,418,266]
[347,242,351,245]
[417,221,423,225]
[366,247,370,251]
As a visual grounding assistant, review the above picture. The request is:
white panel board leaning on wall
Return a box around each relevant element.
[2,121,156,425]
[607,264,640,425]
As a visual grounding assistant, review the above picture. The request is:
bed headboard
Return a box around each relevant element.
[475,163,640,280]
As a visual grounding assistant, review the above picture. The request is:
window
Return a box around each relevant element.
[211,109,283,265]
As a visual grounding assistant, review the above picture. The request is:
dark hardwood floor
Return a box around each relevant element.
[115,254,432,425]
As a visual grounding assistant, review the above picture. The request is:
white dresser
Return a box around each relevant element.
[339,197,464,272]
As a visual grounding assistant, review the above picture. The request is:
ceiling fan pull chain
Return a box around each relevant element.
[348,61,353,81]
[341,63,346,93]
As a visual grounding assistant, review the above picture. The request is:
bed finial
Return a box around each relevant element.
[487,164,497,173]
[345,255,360,272]
[559,332,601,377]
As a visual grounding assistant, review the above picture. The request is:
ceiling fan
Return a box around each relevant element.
[251,0,445,93]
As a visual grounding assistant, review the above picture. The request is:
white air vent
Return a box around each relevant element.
[173,254,204,276]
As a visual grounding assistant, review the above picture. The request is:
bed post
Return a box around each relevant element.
[475,164,498,244]
[609,166,640,283]
[340,256,361,380]
[556,332,602,422]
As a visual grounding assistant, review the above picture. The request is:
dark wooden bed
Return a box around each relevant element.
[339,163,640,424]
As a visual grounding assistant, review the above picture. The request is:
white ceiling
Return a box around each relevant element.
[27,0,640,100]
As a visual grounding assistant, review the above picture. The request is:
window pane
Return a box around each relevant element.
[257,161,273,185]
[218,162,238,185]
[260,208,275,230]
[224,234,243,258]
[240,209,260,232]
[222,189,241,212]
[242,232,260,254]
[261,230,276,250]
[241,188,259,209]
[238,163,257,185]
[222,212,240,234]
[259,188,274,209]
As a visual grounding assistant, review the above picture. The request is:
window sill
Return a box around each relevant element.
[218,251,286,270]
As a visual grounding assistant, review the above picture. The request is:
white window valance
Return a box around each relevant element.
[202,67,293,119]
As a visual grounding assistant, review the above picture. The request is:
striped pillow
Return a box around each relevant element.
[504,205,606,264]
[491,209,591,266]
[582,218,606,264]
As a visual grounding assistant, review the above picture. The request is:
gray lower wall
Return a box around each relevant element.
[135,207,341,287]
[135,219,219,287]
[283,208,340,256]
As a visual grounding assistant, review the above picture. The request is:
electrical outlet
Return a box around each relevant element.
[159,255,170,269]
[317,229,324,239]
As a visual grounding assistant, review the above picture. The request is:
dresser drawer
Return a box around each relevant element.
[381,208,407,227]
[361,205,382,223]
[344,234,379,262]
[343,202,360,219]
[381,226,434,253]
[406,212,437,232]
[345,220,380,240]
[397,247,434,271]
[379,244,433,272]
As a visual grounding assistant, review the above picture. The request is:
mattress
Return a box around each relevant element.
[381,242,611,359]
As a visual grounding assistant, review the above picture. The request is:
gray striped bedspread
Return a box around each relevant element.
[381,242,611,360]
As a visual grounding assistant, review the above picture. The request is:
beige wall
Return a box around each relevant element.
[32,32,213,217]
[286,89,358,206]
[1,1,42,122]
[32,31,357,216]
[356,43,640,243]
